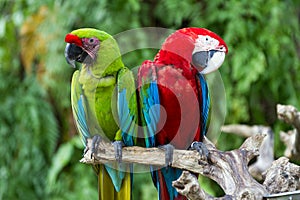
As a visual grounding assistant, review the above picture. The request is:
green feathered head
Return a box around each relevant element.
[65,28,124,76]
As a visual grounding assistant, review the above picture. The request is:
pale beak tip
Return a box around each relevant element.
[67,59,76,68]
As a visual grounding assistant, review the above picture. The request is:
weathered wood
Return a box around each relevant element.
[81,133,264,174]
[277,104,300,131]
[263,157,300,194]
[221,124,266,137]
[221,124,274,180]
[81,133,269,199]
[277,104,300,160]
[80,110,300,200]
[172,171,220,200]
[173,133,268,200]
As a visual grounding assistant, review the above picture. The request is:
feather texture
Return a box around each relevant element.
[136,27,226,200]
[138,61,160,148]
[67,28,137,200]
[117,68,139,147]
[197,73,210,138]
[71,71,91,145]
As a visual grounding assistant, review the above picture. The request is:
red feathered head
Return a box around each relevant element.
[159,27,228,74]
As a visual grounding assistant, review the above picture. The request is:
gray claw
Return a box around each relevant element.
[190,141,210,161]
[113,141,124,162]
[83,146,89,156]
[91,135,102,159]
[159,144,175,167]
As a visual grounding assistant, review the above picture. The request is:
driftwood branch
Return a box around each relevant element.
[172,133,268,200]
[79,104,300,199]
[81,133,265,175]
[263,157,300,194]
[221,105,300,161]
[221,124,269,137]
[277,104,300,160]
[173,157,300,200]
[221,124,274,180]
[80,132,299,199]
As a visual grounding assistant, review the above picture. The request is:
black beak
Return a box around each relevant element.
[65,43,89,68]
[192,50,218,70]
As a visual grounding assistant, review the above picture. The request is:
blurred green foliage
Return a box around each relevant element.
[0,0,299,199]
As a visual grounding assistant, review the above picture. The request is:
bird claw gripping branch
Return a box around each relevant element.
[159,144,175,167]
[91,135,103,160]
[190,141,210,163]
[113,141,124,163]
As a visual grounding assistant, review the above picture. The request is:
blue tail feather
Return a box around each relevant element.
[152,167,183,200]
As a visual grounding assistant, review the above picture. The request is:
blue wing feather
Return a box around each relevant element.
[137,62,160,148]
[72,70,131,192]
[118,88,134,146]
[76,95,91,145]
[197,73,210,136]
[140,79,160,148]
[117,68,140,147]
[71,71,91,147]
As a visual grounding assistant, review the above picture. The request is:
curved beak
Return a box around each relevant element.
[64,43,89,68]
[192,50,225,74]
[65,43,76,68]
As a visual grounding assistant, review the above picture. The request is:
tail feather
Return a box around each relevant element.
[153,167,187,200]
[98,165,131,200]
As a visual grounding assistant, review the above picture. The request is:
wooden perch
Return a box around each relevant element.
[174,156,300,200]
[81,133,265,173]
[277,104,300,160]
[263,157,300,194]
[81,133,271,199]
[221,124,274,180]
[80,131,300,199]
[173,133,268,200]
[221,124,269,137]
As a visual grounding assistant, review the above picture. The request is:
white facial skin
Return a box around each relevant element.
[201,51,225,74]
[193,35,226,74]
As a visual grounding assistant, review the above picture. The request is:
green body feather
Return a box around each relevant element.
[74,29,124,141]
[69,28,137,200]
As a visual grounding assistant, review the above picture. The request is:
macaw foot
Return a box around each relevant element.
[159,144,175,167]
[190,141,210,162]
[90,135,102,159]
[113,141,124,163]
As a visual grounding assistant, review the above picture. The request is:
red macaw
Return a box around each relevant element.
[137,27,228,200]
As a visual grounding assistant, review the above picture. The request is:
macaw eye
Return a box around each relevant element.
[218,46,227,52]
[88,38,95,44]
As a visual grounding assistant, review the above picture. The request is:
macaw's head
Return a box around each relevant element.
[161,27,228,74]
[64,28,119,69]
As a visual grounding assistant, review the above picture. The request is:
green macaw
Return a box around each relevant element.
[64,28,138,200]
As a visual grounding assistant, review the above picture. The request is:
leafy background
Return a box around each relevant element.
[0,0,299,199]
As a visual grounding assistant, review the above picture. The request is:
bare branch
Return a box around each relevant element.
[263,157,300,193]
[81,133,269,199]
[77,104,300,199]
[221,124,274,180]
[277,104,300,160]
[173,133,268,200]
[172,171,224,200]
[277,104,300,131]
[221,124,265,137]
[280,130,297,158]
